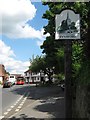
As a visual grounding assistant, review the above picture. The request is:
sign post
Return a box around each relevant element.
[55,9,80,118]
[64,39,72,118]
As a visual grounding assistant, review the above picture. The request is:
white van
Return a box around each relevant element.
[9,75,16,85]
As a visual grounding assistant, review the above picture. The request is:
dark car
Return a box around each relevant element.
[3,81,12,88]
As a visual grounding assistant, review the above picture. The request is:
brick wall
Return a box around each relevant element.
[0,64,6,84]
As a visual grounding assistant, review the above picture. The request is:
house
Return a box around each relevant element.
[0,64,8,85]
[24,69,41,84]
[24,70,32,83]
[31,72,41,83]
[10,74,22,79]
[24,69,48,84]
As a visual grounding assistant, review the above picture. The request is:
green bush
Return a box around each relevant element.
[0,81,2,85]
[55,74,65,80]
[54,73,65,84]
[76,61,90,85]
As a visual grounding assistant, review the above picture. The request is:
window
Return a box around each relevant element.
[10,76,14,78]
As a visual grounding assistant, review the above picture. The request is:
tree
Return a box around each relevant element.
[84,2,90,60]
[29,55,55,83]
[29,55,46,73]
[42,2,89,56]
[41,1,90,118]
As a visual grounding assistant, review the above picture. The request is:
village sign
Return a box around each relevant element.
[55,9,80,40]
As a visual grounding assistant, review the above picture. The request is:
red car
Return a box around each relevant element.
[16,77,25,85]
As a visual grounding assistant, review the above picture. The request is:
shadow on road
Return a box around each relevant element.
[6,84,65,119]
[33,94,65,118]
[10,84,64,99]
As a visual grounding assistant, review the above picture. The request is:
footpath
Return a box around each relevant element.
[10,85,65,119]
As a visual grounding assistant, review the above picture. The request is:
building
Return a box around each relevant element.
[24,70,32,83]
[31,72,41,83]
[24,69,41,84]
[10,74,22,79]
[0,64,7,84]
[24,69,48,84]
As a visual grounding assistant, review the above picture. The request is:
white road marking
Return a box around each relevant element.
[15,109,19,112]
[21,101,24,104]
[0,116,4,119]
[17,106,22,109]
[4,112,8,115]
[19,103,23,106]
[22,99,26,102]
[14,92,29,113]
[3,93,26,116]
[11,106,14,108]
[9,99,39,118]
[20,96,23,98]
[24,97,27,99]
[4,92,29,117]
[18,96,23,101]
[15,101,18,104]
[7,109,11,112]
[17,99,20,102]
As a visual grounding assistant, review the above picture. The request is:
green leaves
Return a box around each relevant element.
[29,55,46,73]
[30,2,90,80]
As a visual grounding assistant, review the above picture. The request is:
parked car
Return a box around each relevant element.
[3,81,12,88]
[61,84,65,91]
[16,77,25,85]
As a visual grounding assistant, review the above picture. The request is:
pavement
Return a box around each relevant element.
[8,85,65,119]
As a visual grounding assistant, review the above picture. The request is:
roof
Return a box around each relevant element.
[10,74,22,78]
[0,64,6,77]
[24,69,31,73]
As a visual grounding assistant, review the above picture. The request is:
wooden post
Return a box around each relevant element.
[64,40,72,118]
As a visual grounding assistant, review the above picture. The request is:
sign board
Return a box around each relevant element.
[55,9,80,40]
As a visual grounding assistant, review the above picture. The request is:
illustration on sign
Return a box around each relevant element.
[55,9,80,39]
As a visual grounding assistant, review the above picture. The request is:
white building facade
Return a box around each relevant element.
[24,70,48,84]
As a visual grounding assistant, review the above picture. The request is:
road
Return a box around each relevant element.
[0,84,65,119]
[0,84,33,119]
[2,84,29,112]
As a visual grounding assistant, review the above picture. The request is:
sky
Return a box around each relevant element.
[0,0,49,75]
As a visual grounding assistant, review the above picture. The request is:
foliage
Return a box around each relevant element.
[0,81,2,85]
[41,2,90,79]
[6,72,10,75]
[29,2,90,86]
[55,47,64,74]
[40,2,90,118]
[29,55,46,73]
[76,61,90,85]
[29,55,56,83]
[54,73,65,81]
[72,42,84,77]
